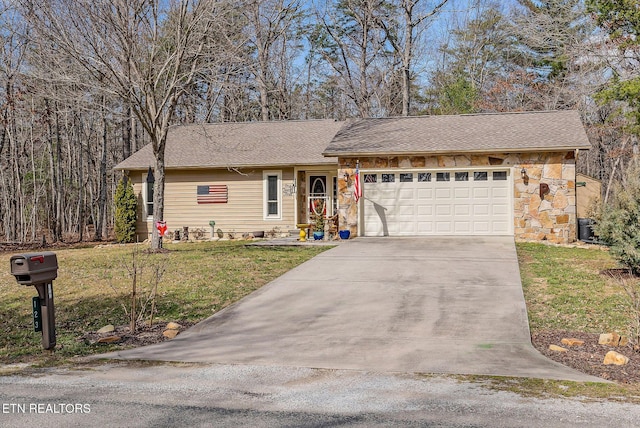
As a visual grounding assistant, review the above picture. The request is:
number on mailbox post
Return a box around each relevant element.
[32,297,42,332]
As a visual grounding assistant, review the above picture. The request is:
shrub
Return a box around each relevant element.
[114,175,137,243]
[594,162,640,274]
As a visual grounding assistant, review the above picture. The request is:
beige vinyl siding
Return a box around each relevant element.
[131,168,297,241]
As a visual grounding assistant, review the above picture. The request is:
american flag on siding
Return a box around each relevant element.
[197,185,228,204]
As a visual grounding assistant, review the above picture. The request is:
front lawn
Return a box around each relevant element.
[517,242,640,388]
[0,241,328,365]
[516,242,627,333]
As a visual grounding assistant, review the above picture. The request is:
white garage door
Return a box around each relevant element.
[362,170,511,236]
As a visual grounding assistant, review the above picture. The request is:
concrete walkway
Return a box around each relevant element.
[103,237,603,382]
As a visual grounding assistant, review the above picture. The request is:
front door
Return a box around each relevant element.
[308,175,328,222]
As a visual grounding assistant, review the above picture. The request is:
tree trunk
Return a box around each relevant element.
[402,4,413,117]
[151,154,166,250]
[123,104,132,161]
[95,97,108,241]
[54,103,64,241]
[77,114,85,242]
[44,99,63,242]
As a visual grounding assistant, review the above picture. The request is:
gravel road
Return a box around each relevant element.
[1,362,638,427]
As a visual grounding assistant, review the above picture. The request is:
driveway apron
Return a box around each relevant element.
[105,237,602,382]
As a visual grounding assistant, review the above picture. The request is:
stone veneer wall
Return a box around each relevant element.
[336,151,577,244]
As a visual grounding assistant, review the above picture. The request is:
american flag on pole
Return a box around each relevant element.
[197,185,228,204]
[354,164,361,202]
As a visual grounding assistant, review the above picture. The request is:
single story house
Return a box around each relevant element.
[114,110,592,244]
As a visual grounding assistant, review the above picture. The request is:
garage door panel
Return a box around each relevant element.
[473,222,490,233]
[362,197,388,236]
[396,205,415,216]
[473,187,489,198]
[435,188,451,199]
[435,204,451,216]
[417,205,433,216]
[377,190,399,200]
[492,221,510,234]
[435,222,453,233]
[454,188,470,199]
[417,222,434,233]
[454,205,470,215]
[398,188,414,200]
[454,221,471,233]
[492,187,509,198]
[395,221,416,235]
[417,188,433,200]
[492,204,509,215]
[363,169,511,236]
[473,205,489,216]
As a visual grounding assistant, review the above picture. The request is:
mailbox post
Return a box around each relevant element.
[10,252,58,350]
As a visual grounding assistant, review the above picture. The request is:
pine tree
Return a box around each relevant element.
[588,0,640,135]
[595,162,640,275]
[114,176,137,244]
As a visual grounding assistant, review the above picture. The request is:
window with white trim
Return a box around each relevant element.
[143,171,154,218]
[263,171,282,219]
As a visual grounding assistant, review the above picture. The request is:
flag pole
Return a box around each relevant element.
[354,160,361,203]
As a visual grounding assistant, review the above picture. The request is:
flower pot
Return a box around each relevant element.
[338,230,350,240]
[313,231,324,241]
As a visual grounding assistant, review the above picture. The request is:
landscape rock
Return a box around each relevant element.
[561,338,584,347]
[620,336,630,347]
[96,335,121,344]
[165,322,182,330]
[97,324,115,334]
[599,333,621,346]
[603,350,629,366]
[549,344,568,352]
[163,329,179,339]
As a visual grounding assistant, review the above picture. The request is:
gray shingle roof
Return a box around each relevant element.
[115,111,591,171]
[323,110,591,157]
[114,119,344,170]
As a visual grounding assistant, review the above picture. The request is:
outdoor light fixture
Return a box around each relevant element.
[520,167,529,185]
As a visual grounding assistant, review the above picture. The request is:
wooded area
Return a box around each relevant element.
[0,0,637,245]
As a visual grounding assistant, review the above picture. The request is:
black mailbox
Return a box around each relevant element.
[9,252,58,350]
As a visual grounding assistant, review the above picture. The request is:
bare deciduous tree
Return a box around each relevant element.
[312,0,392,118]
[377,0,449,116]
[244,0,305,121]
[24,0,236,249]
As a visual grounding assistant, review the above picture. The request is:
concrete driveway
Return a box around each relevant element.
[105,237,601,382]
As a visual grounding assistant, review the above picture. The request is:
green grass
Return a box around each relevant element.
[452,375,640,402]
[0,241,328,365]
[516,242,628,333]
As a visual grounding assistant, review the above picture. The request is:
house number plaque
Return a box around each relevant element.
[283,184,295,196]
